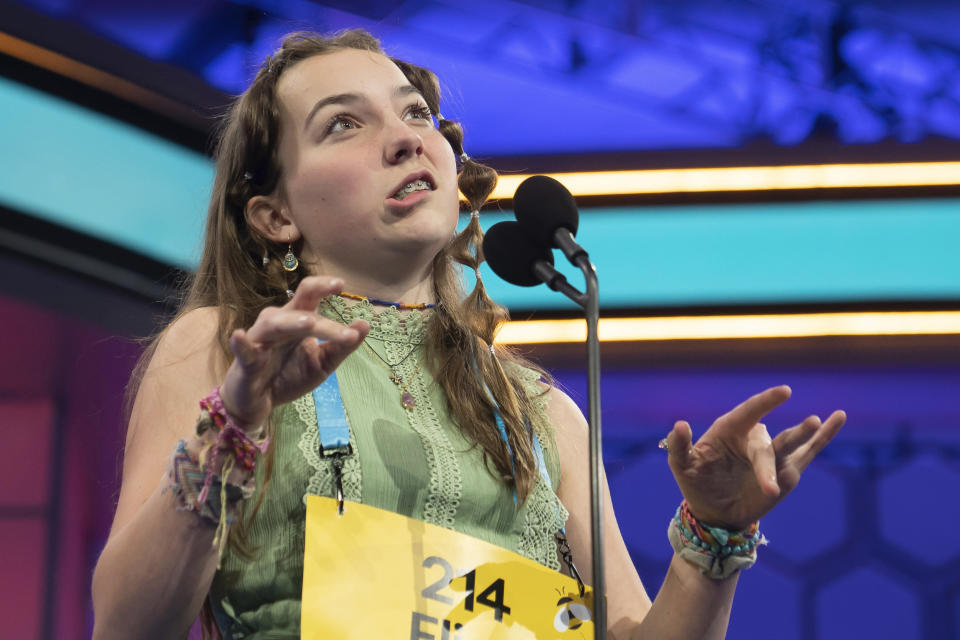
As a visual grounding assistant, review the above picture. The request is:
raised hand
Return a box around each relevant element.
[219,276,369,432]
[665,386,845,530]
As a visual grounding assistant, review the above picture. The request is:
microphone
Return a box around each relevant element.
[512,175,588,266]
[482,221,580,299]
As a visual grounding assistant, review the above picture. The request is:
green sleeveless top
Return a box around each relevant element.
[209,296,569,638]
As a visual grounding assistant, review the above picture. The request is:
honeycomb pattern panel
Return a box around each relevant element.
[727,564,802,640]
[760,465,847,565]
[879,454,960,566]
[816,566,920,640]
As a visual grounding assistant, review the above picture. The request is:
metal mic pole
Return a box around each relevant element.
[578,255,605,640]
[553,226,606,638]
[527,225,605,638]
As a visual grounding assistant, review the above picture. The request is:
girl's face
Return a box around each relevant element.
[273,48,459,279]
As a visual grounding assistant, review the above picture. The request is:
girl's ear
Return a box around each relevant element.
[245,195,300,243]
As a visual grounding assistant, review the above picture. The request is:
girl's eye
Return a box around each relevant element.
[406,104,433,121]
[326,115,357,134]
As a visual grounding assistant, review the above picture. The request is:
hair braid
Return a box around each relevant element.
[426,110,542,498]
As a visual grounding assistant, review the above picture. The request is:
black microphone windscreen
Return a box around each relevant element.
[512,175,579,249]
[482,221,555,287]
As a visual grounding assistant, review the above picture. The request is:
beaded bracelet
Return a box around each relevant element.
[667,501,767,580]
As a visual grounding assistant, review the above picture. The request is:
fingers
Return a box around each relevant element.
[246,306,359,347]
[717,385,792,434]
[666,420,694,470]
[312,320,370,375]
[795,409,846,467]
[772,414,822,459]
[770,410,846,487]
[285,275,347,311]
[228,328,259,369]
[746,423,780,497]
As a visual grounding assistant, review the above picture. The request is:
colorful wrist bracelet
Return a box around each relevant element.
[667,500,767,580]
[164,387,270,561]
[196,386,270,499]
[166,439,255,561]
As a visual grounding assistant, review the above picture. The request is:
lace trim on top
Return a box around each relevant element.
[295,394,362,504]
[322,294,429,344]
[512,364,568,570]
[519,479,569,570]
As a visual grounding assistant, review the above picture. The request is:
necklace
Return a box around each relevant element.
[339,291,436,310]
[361,342,422,410]
[325,298,423,410]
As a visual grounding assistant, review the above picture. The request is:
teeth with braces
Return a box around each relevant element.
[392,179,432,200]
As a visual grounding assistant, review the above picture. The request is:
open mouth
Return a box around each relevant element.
[391,178,434,201]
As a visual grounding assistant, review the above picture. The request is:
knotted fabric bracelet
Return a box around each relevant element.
[168,439,249,522]
[166,439,253,563]
[166,387,270,561]
[667,500,767,580]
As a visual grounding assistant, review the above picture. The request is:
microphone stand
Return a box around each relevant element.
[581,256,604,640]
[533,230,605,640]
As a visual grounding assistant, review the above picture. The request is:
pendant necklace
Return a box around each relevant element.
[361,341,422,410]
[324,297,425,410]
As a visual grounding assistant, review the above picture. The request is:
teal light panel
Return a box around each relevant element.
[466,201,960,310]
[1,75,957,309]
[0,75,212,268]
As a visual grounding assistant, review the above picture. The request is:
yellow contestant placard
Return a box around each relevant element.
[303,496,595,639]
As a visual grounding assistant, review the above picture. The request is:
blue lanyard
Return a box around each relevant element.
[312,371,351,456]
[312,372,351,515]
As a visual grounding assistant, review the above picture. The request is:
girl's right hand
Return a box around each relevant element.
[218,276,369,432]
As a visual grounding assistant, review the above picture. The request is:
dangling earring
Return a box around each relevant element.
[282,244,299,271]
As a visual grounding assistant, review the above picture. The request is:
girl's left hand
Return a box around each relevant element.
[665,385,846,530]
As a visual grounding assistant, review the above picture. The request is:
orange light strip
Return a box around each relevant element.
[495,311,960,344]
[489,163,960,199]
[0,31,200,123]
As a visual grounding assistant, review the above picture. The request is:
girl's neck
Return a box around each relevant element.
[308,246,436,305]
[302,243,439,306]
[311,268,436,308]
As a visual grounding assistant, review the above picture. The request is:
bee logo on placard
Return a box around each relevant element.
[553,591,591,632]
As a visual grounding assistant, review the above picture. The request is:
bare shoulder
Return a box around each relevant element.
[109,306,225,538]
[543,385,586,424]
[134,305,225,441]
[134,306,225,417]
[541,385,591,494]
[543,386,589,445]
[148,306,222,372]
